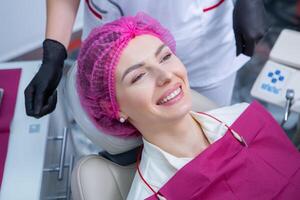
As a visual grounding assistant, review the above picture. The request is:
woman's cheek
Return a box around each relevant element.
[128,90,150,108]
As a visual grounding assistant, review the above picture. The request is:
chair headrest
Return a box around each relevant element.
[65,62,217,155]
[65,62,142,155]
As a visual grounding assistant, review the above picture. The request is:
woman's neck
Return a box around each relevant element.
[142,114,210,158]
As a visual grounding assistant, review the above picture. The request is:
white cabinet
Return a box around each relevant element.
[0,61,74,200]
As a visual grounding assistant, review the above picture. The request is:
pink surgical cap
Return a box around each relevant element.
[77,12,176,137]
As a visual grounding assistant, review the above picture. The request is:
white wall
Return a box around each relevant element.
[0,0,83,62]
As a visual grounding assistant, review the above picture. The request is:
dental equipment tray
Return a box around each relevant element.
[251,29,300,113]
[270,29,300,69]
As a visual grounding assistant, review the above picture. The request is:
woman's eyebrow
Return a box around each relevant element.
[121,44,166,81]
[121,62,145,81]
[155,44,166,57]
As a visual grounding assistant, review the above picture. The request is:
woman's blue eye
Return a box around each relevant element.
[131,73,145,83]
[161,53,172,63]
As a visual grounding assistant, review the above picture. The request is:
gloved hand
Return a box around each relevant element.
[233,0,269,56]
[24,39,67,118]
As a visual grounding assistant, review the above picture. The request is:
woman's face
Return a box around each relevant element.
[115,35,192,129]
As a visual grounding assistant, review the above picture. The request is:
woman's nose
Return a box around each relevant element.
[155,68,172,87]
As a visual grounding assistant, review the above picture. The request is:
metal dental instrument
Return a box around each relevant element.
[281,89,295,127]
[0,88,4,108]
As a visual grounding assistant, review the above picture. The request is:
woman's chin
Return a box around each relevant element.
[157,101,192,121]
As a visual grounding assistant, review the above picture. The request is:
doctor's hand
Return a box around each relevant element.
[233,0,269,56]
[24,39,67,118]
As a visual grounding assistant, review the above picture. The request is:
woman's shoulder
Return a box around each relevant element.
[126,172,153,200]
[207,102,249,114]
[205,102,250,126]
[127,143,180,199]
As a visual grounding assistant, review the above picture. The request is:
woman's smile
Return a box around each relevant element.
[157,83,184,106]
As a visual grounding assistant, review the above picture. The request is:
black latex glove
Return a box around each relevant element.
[233,0,269,56]
[24,39,67,118]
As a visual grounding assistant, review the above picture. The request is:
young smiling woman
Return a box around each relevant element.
[77,13,300,200]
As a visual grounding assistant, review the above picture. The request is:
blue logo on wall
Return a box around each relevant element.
[260,69,284,95]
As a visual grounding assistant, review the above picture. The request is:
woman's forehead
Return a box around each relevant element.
[119,35,164,66]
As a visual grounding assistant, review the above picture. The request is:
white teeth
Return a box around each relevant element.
[158,87,181,105]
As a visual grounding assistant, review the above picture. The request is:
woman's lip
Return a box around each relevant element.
[156,83,182,104]
[158,87,184,106]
